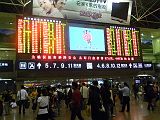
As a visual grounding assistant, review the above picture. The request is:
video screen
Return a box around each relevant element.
[135,79,141,84]
[111,2,129,23]
[69,24,105,52]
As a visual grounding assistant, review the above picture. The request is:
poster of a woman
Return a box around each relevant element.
[33,0,66,18]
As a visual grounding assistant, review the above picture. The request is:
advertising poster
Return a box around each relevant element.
[69,25,105,52]
[32,0,133,25]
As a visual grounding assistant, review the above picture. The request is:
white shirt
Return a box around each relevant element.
[119,86,130,96]
[80,86,89,99]
[17,89,28,100]
[37,96,49,115]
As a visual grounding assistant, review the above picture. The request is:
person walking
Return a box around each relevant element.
[34,88,49,120]
[80,82,89,110]
[17,85,29,114]
[119,82,130,112]
[100,81,113,120]
[88,81,102,120]
[2,90,11,115]
[70,82,84,120]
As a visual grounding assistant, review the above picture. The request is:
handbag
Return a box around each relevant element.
[16,100,21,106]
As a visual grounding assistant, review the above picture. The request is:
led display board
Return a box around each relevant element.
[17,60,153,70]
[17,16,66,55]
[32,0,133,25]
[16,16,143,71]
[106,25,141,57]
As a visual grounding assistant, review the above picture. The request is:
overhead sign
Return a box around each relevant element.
[32,0,133,25]
[16,16,142,62]
[17,61,153,70]
[0,60,13,72]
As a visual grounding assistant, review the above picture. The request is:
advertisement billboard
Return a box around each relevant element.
[32,0,133,25]
[68,23,105,52]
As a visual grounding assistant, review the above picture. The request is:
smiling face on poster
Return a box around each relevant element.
[32,0,132,24]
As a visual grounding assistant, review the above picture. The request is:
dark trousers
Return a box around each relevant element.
[121,96,130,112]
[147,98,154,110]
[37,113,48,120]
[91,107,101,120]
[0,100,3,116]
[71,107,84,120]
[19,100,26,114]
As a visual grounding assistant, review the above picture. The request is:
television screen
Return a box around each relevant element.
[69,24,105,52]
[135,79,140,84]
[111,2,129,23]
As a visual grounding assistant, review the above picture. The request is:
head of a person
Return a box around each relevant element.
[38,0,54,13]
[124,82,129,87]
[72,82,78,90]
[103,80,110,89]
[82,82,85,86]
[92,81,98,87]
[41,88,48,96]
[53,0,66,10]
[21,85,25,89]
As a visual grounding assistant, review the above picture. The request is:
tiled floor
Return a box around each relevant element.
[1,98,160,120]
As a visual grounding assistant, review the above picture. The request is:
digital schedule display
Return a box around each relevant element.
[17,17,66,54]
[17,60,152,70]
[106,26,141,57]
[16,16,142,65]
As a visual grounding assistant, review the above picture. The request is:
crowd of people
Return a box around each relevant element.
[0,80,160,120]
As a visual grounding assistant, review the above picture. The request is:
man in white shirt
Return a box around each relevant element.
[17,85,28,114]
[119,82,130,112]
[80,83,89,110]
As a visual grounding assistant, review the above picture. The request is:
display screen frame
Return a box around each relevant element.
[67,22,107,55]
[16,16,143,63]
[111,2,130,23]
[105,24,142,59]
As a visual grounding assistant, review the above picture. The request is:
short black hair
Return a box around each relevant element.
[41,88,48,96]
[21,85,25,89]
[92,81,98,86]
[82,82,85,86]
[72,82,78,88]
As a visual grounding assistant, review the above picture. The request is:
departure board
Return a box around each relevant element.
[106,26,140,57]
[16,16,142,63]
[17,17,66,54]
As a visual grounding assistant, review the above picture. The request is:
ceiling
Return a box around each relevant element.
[0,0,159,29]
[131,0,160,29]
